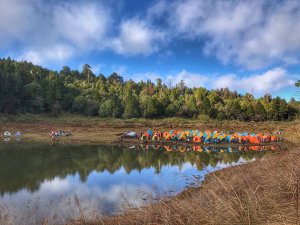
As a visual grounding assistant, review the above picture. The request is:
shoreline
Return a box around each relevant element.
[0,116,299,224]
[99,145,300,225]
[1,135,289,149]
[1,115,299,146]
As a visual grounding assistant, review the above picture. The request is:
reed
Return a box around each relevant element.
[95,146,300,225]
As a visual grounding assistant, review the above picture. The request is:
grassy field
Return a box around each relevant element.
[0,113,299,144]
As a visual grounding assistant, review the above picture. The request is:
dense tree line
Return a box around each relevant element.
[0,58,299,121]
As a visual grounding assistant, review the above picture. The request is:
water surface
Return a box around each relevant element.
[0,142,273,223]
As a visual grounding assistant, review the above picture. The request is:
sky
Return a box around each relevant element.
[0,0,299,99]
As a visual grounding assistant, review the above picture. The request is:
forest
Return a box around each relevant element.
[0,57,299,121]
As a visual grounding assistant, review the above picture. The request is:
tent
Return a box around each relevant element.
[218,134,226,142]
[204,134,212,143]
[140,129,279,145]
[193,136,201,143]
[249,136,260,144]
[122,131,137,139]
[147,130,153,137]
[154,131,161,137]
[152,134,161,141]
[141,133,149,140]
[15,131,22,137]
[163,132,171,140]
[4,131,11,136]
[178,133,187,141]
[213,132,219,139]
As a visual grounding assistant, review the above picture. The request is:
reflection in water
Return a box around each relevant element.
[140,144,280,152]
[3,138,11,142]
[0,143,277,223]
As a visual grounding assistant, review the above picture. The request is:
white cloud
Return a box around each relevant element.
[172,0,205,36]
[129,70,208,88]
[147,1,169,21]
[213,68,296,95]
[111,19,165,56]
[213,74,235,90]
[112,65,128,75]
[0,0,166,63]
[127,67,296,97]
[41,176,71,192]
[0,0,37,44]
[167,70,208,88]
[0,0,111,63]
[53,3,110,50]
[1,0,300,70]
[78,63,105,75]
[129,72,161,84]
[91,64,105,75]
[151,0,300,69]
[20,44,75,65]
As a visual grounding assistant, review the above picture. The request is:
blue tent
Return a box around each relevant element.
[226,135,231,142]
[147,130,153,137]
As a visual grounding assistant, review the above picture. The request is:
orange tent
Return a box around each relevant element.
[193,136,201,143]
[249,136,260,144]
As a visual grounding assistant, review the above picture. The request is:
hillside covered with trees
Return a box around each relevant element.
[0,58,299,121]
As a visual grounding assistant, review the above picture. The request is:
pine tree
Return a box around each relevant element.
[254,101,267,121]
[124,92,140,118]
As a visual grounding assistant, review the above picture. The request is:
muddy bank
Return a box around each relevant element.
[1,116,299,145]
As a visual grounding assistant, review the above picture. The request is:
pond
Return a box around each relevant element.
[0,142,277,224]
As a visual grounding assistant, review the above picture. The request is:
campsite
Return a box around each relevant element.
[1,0,300,224]
[0,114,299,224]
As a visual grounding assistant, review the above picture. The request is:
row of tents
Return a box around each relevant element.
[140,145,280,152]
[3,131,22,137]
[141,130,282,144]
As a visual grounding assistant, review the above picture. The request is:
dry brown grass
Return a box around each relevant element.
[76,146,298,225]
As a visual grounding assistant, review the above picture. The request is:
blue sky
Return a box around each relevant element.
[0,0,299,99]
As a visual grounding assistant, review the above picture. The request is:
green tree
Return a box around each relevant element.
[99,95,123,118]
[271,97,282,121]
[254,101,267,121]
[208,108,218,119]
[123,92,140,118]
[107,72,124,86]
[244,104,255,121]
[186,95,198,117]
[201,97,211,115]
[140,96,162,118]
[0,57,297,121]
[81,64,94,82]
[226,100,241,119]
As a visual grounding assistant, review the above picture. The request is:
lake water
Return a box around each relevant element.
[0,142,276,224]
